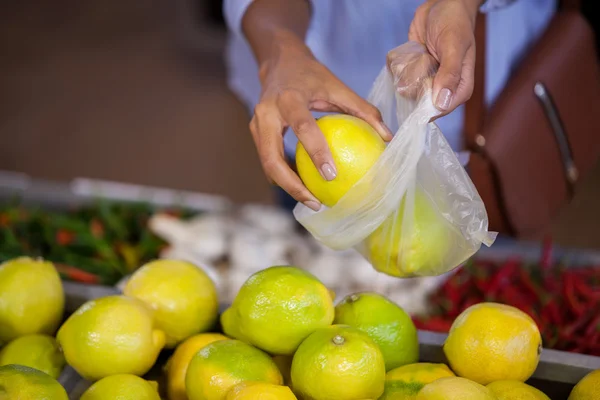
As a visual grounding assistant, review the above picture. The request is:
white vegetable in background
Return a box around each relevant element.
[239,204,296,235]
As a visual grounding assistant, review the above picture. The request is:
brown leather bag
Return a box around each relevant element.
[465,0,600,239]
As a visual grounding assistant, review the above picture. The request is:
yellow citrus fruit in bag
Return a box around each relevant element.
[166,333,229,400]
[221,266,334,355]
[226,382,297,400]
[185,339,282,400]
[334,292,418,371]
[443,302,542,385]
[56,295,166,381]
[124,259,219,348]
[296,114,386,207]
[291,325,386,400]
[487,380,550,400]
[367,189,453,278]
[417,377,496,400]
[80,374,161,400]
[0,334,65,379]
[568,369,600,400]
[0,364,68,400]
[380,363,455,399]
[0,257,64,344]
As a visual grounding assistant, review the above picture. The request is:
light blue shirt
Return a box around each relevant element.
[224,0,556,156]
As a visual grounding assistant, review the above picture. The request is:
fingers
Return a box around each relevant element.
[251,103,321,211]
[328,86,393,141]
[432,31,475,116]
[277,91,338,181]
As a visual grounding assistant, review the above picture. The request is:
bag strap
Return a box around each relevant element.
[464,12,487,151]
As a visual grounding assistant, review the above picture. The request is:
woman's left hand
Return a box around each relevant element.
[405,0,483,116]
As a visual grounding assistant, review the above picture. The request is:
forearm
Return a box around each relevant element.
[241,0,312,69]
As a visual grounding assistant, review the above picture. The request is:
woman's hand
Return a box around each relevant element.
[250,32,392,211]
[402,0,483,117]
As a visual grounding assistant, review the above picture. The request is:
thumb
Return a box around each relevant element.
[432,33,474,115]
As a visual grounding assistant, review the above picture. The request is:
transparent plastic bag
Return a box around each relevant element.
[293,42,496,278]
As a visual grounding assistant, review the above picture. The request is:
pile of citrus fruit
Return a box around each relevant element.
[0,256,599,400]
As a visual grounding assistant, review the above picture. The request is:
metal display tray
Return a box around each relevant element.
[59,283,600,400]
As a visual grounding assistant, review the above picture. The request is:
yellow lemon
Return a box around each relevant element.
[568,369,600,400]
[366,189,455,278]
[296,114,386,207]
[167,333,229,400]
[487,380,550,400]
[124,259,219,348]
[334,292,418,371]
[0,257,64,344]
[80,374,161,400]
[226,382,297,400]
[416,377,496,400]
[185,339,283,400]
[0,364,68,400]
[0,334,65,379]
[222,266,334,355]
[291,324,386,400]
[56,295,166,381]
[380,363,456,399]
[443,302,541,385]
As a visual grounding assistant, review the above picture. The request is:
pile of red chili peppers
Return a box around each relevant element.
[413,242,600,356]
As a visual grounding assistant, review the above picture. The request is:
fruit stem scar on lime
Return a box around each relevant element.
[332,335,346,345]
[349,294,360,302]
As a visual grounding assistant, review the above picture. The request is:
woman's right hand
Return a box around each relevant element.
[250,31,392,211]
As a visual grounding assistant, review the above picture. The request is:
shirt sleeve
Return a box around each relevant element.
[223,0,255,36]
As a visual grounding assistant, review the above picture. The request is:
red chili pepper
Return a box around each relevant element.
[56,229,75,246]
[488,259,520,295]
[571,274,600,301]
[561,312,594,338]
[540,236,554,271]
[90,219,104,238]
[564,274,586,317]
[416,316,453,333]
[584,314,600,337]
[54,264,100,284]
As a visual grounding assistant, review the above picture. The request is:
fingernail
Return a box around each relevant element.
[320,163,337,181]
[379,121,393,140]
[304,200,321,211]
[435,88,453,111]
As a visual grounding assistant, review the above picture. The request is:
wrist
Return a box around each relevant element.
[257,29,314,83]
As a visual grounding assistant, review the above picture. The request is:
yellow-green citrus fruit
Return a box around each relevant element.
[568,369,600,400]
[222,266,334,355]
[443,303,542,385]
[0,257,64,344]
[167,333,229,400]
[56,295,166,381]
[416,377,496,400]
[380,363,456,399]
[291,325,386,400]
[80,374,161,400]
[226,381,297,400]
[0,364,68,400]
[185,339,283,400]
[124,259,219,348]
[296,114,386,207]
[334,292,418,370]
[487,380,550,400]
[366,190,454,278]
[0,334,65,379]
